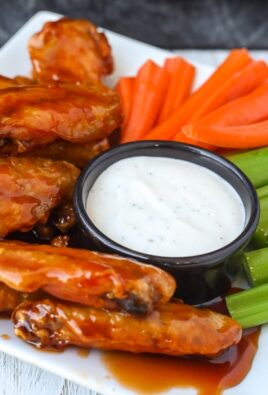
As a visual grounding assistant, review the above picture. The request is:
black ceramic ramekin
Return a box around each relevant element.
[73,141,259,304]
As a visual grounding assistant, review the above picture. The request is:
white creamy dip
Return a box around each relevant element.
[86,156,245,257]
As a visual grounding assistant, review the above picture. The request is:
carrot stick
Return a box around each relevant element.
[182,83,268,148]
[121,60,169,143]
[176,61,268,150]
[141,115,184,141]
[189,83,268,128]
[173,131,216,150]
[115,77,135,128]
[189,60,268,122]
[144,52,267,151]
[183,119,268,149]
[158,57,195,123]
[141,49,252,141]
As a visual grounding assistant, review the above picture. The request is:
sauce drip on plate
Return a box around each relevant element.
[77,349,90,358]
[0,334,10,340]
[102,296,260,395]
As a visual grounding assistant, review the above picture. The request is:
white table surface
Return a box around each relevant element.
[0,48,267,395]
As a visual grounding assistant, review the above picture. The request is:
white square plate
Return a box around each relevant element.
[0,10,267,395]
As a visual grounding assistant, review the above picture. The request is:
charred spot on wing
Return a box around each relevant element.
[116,294,149,315]
[33,223,56,241]
[0,138,12,148]
[12,301,65,350]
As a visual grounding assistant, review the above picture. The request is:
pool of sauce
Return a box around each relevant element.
[102,296,261,395]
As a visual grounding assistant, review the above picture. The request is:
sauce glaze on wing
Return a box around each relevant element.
[0,157,79,236]
[0,241,176,314]
[17,138,109,168]
[0,75,35,89]
[0,283,45,313]
[12,298,242,357]
[0,82,121,152]
[29,17,113,83]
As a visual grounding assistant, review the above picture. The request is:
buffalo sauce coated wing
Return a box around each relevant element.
[0,283,44,313]
[0,283,28,313]
[18,138,109,169]
[0,75,35,89]
[0,82,121,153]
[29,18,113,83]
[12,298,242,357]
[0,157,79,236]
[0,241,176,314]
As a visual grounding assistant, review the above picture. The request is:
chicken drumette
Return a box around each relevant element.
[13,298,242,357]
[0,157,79,237]
[17,138,109,169]
[0,82,121,154]
[29,18,113,83]
[0,241,176,314]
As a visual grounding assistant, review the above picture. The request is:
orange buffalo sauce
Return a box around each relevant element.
[102,295,260,395]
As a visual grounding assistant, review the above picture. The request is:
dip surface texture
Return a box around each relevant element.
[86,156,245,257]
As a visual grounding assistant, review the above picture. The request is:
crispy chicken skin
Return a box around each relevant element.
[13,298,242,357]
[0,82,121,153]
[0,241,176,314]
[17,138,109,168]
[29,18,113,83]
[0,157,79,237]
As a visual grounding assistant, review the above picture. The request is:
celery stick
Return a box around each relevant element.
[243,248,268,286]
[257,185,268,199]
[251,196,268,248]
[226,284,268,328]
[228,147,268,188]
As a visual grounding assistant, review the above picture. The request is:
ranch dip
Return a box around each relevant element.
[86,156,245,257]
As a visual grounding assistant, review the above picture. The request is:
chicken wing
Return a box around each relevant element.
[0,241,176,314]
[29,18,113,83]
[0,75,34,89]
[0,157,79,237]
[0,284,28,313]
[0,82,121,153]
[0,283,44,313]
[17,138,109,168]
[13,298,242,356]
